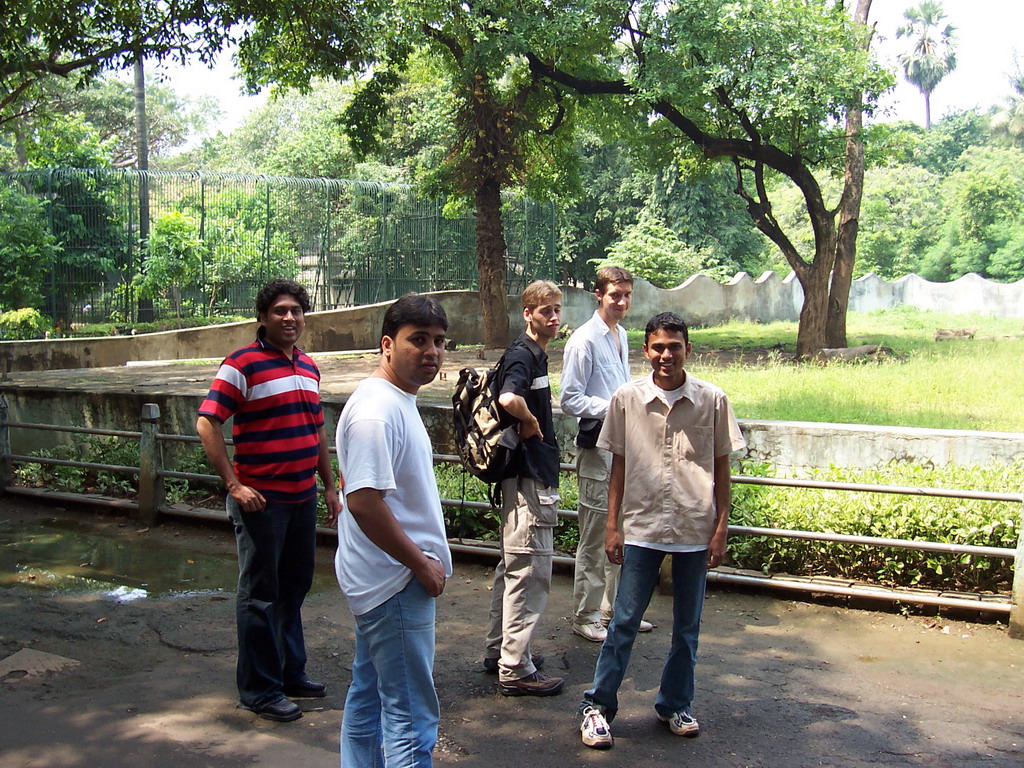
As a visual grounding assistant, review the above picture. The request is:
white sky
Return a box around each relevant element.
[152,0,1023,143]
[870,0,1023,124]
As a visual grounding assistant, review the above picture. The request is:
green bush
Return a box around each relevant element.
[0,186,59,312]
[729,460,1021,592]
[15,436,137,496]
[0,307,52,340]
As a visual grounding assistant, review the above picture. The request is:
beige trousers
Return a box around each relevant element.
[484,476,557,682]
[573,447,620,625]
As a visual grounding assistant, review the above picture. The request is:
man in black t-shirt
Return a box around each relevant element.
[483,280,566,697]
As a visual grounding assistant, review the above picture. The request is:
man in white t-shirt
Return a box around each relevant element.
[335,294,453,768]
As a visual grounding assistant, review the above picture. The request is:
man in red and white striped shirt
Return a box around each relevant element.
[197,278,340,723]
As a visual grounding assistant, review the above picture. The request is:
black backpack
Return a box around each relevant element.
[452,353,521,487]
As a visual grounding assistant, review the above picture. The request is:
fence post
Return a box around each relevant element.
[0,394,11,492]
[138,403,164,526]
[1010,503,1024,640]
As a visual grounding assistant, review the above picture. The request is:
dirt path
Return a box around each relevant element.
[1,497,1023,768]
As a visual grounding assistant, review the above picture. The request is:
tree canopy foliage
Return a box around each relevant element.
[0,0,231,126]
[523,0,891,354]
[3,0,1024,347]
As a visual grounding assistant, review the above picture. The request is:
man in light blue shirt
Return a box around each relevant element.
[560,266,652,642]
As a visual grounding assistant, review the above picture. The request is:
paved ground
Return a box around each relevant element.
[0,342,758,404]
[0,346,518,404]
[1,497,1023,768]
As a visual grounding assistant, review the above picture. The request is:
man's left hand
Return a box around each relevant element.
[324,486,341,527]
[707,529,728,569]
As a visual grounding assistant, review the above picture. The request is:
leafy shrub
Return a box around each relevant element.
[729,460,1021,592]
[435,463,501,541]
[163,446,219,506]
[0,307,52,340]
[0,185,59,312]
[73,314,253,337]
[17,437,140,497]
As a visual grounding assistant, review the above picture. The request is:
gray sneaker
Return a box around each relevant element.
[499,671,564,697]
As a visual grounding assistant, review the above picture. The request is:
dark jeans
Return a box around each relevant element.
[582,546,708,722]
[228,494,317,708]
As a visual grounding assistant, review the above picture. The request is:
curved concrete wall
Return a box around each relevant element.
[3,273,1022,372]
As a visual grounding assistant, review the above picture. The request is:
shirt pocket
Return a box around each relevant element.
[675,425,714,467]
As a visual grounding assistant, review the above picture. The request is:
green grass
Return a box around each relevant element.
[695,338,1024,431]
[602,308,1024,433]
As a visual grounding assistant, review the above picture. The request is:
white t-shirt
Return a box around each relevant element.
[334,376,453,616]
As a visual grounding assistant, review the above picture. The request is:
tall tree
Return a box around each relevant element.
[991,58,1024,147]
[233,1,579,347]
[896,0,957,130]
[826,0,873,348]
[525,0,890,356]
[1,73,218,169]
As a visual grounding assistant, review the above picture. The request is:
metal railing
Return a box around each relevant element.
[1,399,1022,636]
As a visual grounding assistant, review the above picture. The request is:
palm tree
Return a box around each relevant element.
[991,59,1024,146]
[896,1,957,129]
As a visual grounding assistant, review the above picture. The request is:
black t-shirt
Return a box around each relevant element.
[499,334,560,488]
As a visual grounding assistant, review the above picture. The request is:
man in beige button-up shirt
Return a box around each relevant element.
[578,312,745,751]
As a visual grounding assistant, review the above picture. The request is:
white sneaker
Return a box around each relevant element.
[580,705,614,749]
[572,621,607,643]
[658,709,700,737]
[601,617,655,632]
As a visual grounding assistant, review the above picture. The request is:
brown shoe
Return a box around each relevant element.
[499,671,564,697]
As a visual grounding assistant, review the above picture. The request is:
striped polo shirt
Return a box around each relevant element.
[198,337,324,503]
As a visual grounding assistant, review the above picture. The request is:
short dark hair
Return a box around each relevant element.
[380,293,449,348]
[256,279,311,317]
[644,312,689,346]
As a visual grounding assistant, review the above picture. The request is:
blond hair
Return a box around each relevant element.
[522,280,562,310]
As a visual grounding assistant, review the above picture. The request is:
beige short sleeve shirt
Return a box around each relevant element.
[597,374,746,548]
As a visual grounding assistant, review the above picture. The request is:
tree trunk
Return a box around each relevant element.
[475,177,510,348]
[134,56,154,323]
[924,91,932,130]
[827,0,873,349]
[794,263,831,358]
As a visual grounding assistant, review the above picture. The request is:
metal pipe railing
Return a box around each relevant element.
[0,398,1021,628]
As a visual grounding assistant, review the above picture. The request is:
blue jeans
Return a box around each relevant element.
[582,546,708,722]
[228,494,317,709]
[342,578,439,768]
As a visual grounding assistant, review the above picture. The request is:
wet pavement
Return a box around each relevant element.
[1,496,1023,768]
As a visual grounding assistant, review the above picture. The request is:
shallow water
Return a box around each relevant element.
[0,512,339,602]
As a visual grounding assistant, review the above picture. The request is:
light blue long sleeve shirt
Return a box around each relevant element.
[559,311,630,421]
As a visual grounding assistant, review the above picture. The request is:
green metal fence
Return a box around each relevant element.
[0,169,556,325]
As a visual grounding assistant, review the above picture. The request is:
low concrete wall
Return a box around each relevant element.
[3,386,1021,474]
[0,291,484,373]
[741,420,1024,473]
[3,272,1023,373]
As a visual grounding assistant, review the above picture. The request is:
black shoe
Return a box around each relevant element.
[482,653,545,675]
[283,678,327,698]
[241,697,302,722]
